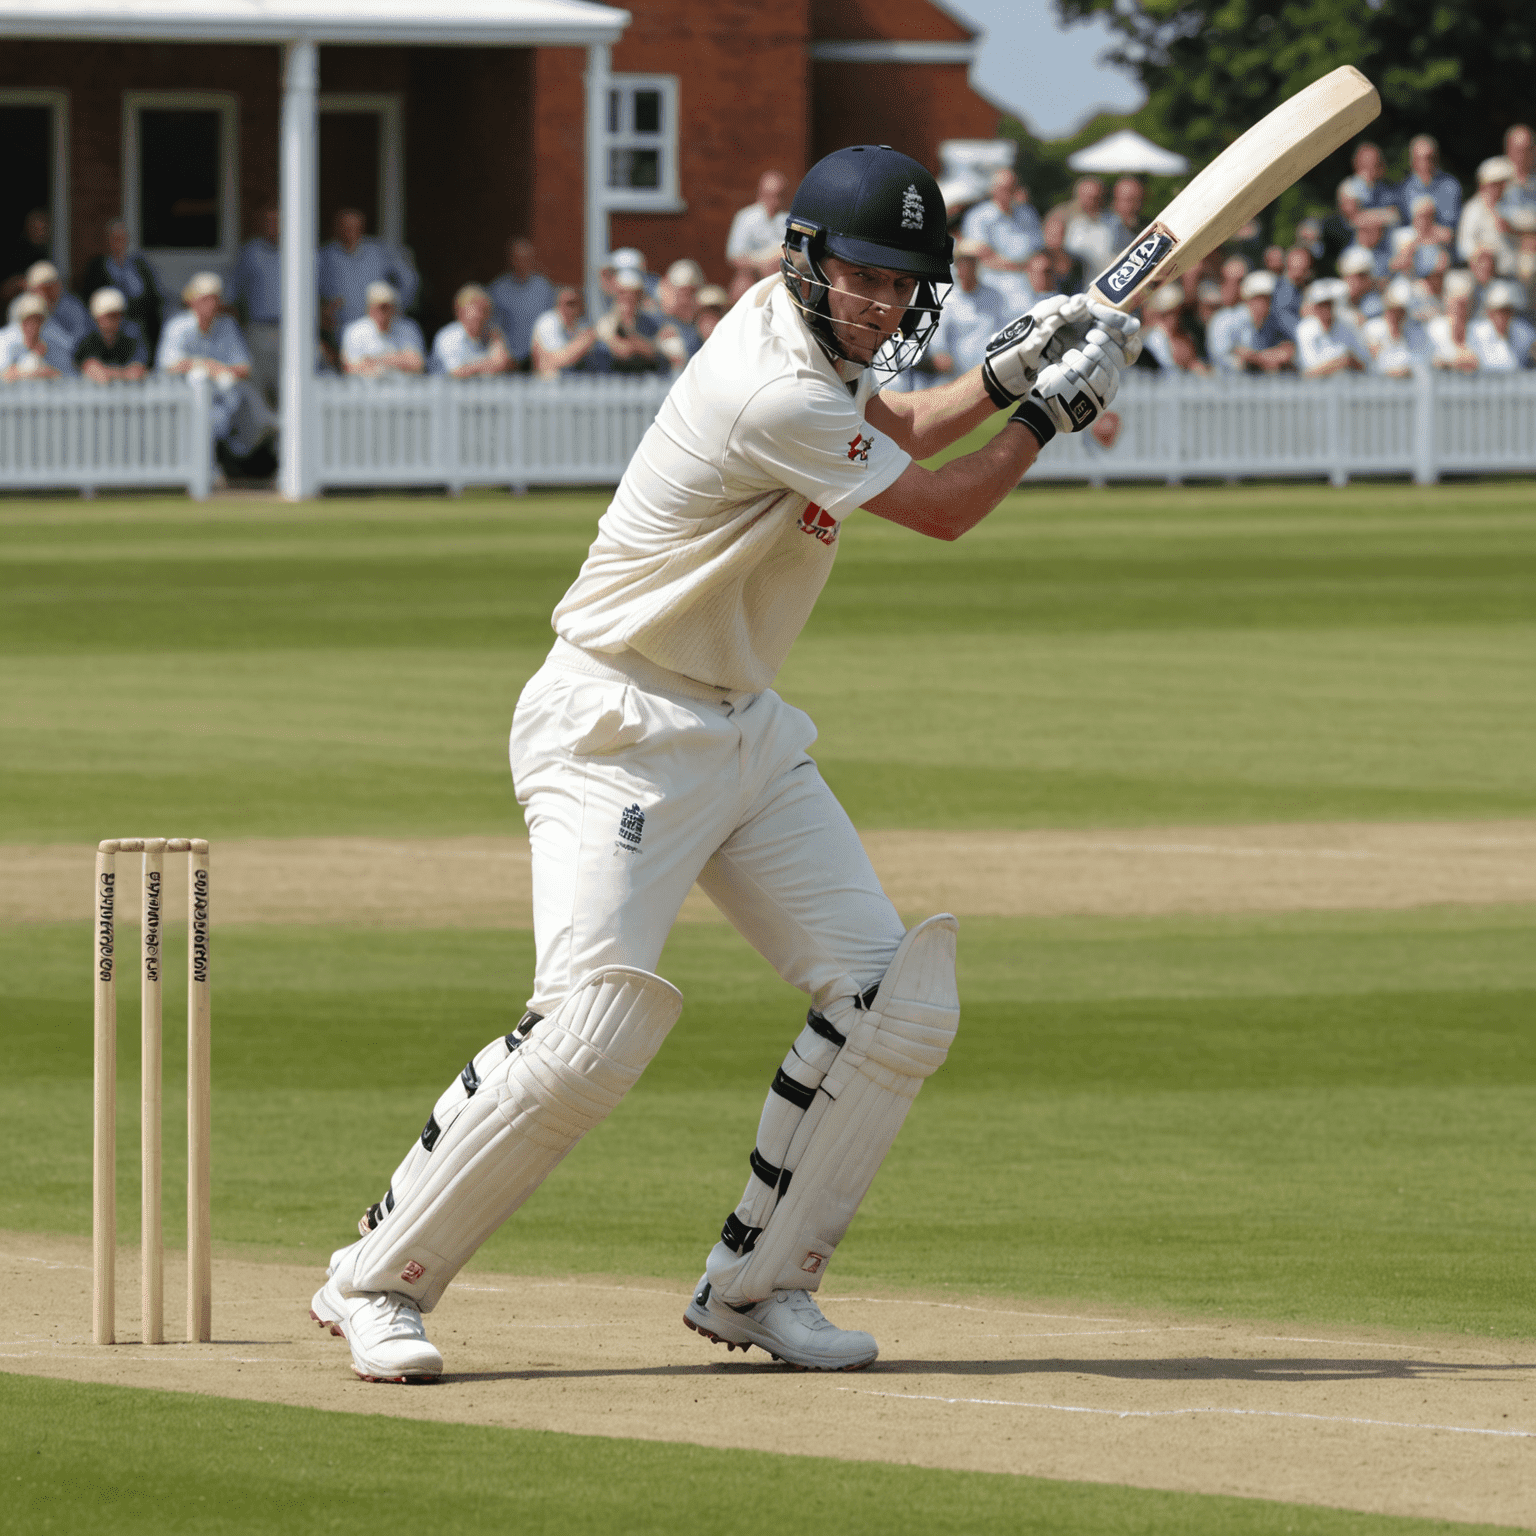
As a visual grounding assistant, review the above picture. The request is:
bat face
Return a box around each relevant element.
[1088,65,1381,313]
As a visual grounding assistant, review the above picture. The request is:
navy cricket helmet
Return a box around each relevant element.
[781,145,953,379]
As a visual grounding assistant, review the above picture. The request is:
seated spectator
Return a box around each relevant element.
[1036,210,1084,297]
[1336,247,1383,328]
[1469,280,1535,370]
[1362,278,1431,376]
[1466,244,1502,313]
[23,260,92,351]
[1391,195,1453,279]
[81,217,166,363]
[1203,257,1250,368]
[1191,278,1224,358]
[1426,272,1480,371]
[1502,125,1536,219]
[1294,217,1326,263]
[1018,248,1060,307]
[693,285,730,345]
[1398,134,1461,230]
[431,284,510,377]
[320,208,420,337]
[727,171,790,286]
[1261,244,1287,276]
[657,259,707,365]
[74,288,146,381]
[961,168,1043,310]
[0,292,71,379]
[226,207,282,406]
[341,281,425,376]
[611,247,661,307]
[1223,270,1296,372]
[1140,282,1207,371]
[1271,245,1314,332]
[2,207,51,304]
[531,286,604,377]
[922,238,1009,387]
[157,273,276,472]
[1295,280,1370,376]
[1321,180,1363,271]
[488,238,556,371]
[1410,247,1451,320]
[1458,159,1517,272]
[1061,177,1119,274]
[1349,142,1401,232]
[593,271,669,374]
[1105,176,1145,254]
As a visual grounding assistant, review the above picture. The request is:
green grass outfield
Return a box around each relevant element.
[3,484,1534,1532]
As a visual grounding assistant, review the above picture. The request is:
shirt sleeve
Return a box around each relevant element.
[730,373,911,519]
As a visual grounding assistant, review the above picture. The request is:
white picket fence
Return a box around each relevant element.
[2,369,1534,498]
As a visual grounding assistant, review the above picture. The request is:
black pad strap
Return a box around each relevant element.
[420,1112,441,1151]
[806,1008,847,1048]
[460,1060,480,1096]
[721,1212,761,1255]
[505,1009,542,1051]
[770,1066,816,1110]
[749,1148,784,1189]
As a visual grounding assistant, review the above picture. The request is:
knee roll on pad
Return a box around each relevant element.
[708,915,959,1306]
[344,966,683,1310]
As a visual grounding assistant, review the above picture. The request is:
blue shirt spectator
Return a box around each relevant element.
[1398,136,1462,229]
[1347,143,1401,230]
[1270,247,1314,334]
[0,293,73,378]
[319,209,419,332]
[925,243,1009,386]
[487,238,556,367]
[228,210,284,324]
[1499,125,1536,220]
[961,171,1043,262]
[531,287,606,376]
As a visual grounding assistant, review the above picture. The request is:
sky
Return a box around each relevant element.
[946,0,1148,139]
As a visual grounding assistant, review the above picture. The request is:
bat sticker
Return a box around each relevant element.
[1093,227,1177,303]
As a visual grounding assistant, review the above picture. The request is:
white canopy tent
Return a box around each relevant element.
[0,0,630,497]
[1067,129,1189,178]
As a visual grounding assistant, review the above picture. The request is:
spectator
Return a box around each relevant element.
[488,238,556,372]
[1105,176,1145,252]
[1349,142,1400,231]
[23,260,92,351]
[79,217,166,363]
[320,208,420,336]
[341,281,425,376]
[1036,209,1084,296]
[1225,270,1296,373]
[1343,220,1392,281]
[1261,244,1287,275]
[1295,280,1370,377]
[1295,217,1326,264]
[657,259,707,365]
[1466,245,1501,313]
[1470,280,1535,370]
[1019,248,1059,306]
[0,292,71,379]
[693,285,730,346]
[1271,245,1314,333]
[922,238,1009,387]
[1411,247,1451,321]
[74,288,146,381]
[2,207,51,304]
[1203,256,1250,368]
[610,247,661,307]
[960,168,1043,309]
[1458,159,1517,272]
[226,207,283,406]
[157,273,277,472]
[1140,282,1207,371]
[593,270,669,374]
[1398,134,1461,229]
[530,286,603,377]
[1502,125,1536,219]
[1191,277,1224,359]
[1390,195,1451,279]
[1362,277,1430,376]
[1426,272,1479,371]
[1061,177,1118,274]
[726,170,790,283]
[1337,247,1383,327]
[430,284,510,377]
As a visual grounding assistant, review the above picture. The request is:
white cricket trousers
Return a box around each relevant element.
[510,639,906,1017]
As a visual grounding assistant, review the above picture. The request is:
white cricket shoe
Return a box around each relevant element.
[310,1267,443,1384]
[684,1275,878,1370]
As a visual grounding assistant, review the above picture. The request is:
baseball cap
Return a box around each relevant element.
[695,285,730,310]
[665,258,706,288]
[1303,279,1335,305]
[613,270,645,292]
[1239,271,1276,298]
[952,237,987,260]
[1477,156,1516,186]
[1443,269,1476,300]
[25,260,60,288]
[610,248,646,273]
[90,287,127,317]
[1383,276,1413,308]
[1337,248,1376,277]
[182,272,224,303]
[1484,280,1523,311]
[14,292,48,320]
[1149,283,1185,313]
[365,280,398,307]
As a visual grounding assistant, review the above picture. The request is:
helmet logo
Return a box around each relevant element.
[901,185,925,231]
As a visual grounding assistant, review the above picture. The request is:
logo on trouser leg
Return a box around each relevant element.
[800,1252,826,1276]
[615,802,646,854]
[400,1260,425,1284]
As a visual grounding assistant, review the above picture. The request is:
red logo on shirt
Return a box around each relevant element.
[847,433,872,463]
[798,503,839,546]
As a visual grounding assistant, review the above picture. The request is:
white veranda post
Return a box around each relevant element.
[280,37,319,500]
[584,42,611,322]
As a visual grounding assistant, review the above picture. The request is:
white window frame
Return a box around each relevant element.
[317,93,405,247]
[0,89,71,276]
[603,73,684,214]
[121,90,240,299]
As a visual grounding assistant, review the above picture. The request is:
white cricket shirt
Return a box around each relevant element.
[553,276,911,692]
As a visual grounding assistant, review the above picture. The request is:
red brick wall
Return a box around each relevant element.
[811,0,974,42]
[531,48,587,288]
[812,61,1000,173]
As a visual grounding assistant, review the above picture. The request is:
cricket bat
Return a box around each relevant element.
[1089,65,1381,311]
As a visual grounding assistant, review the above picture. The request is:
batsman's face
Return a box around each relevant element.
[819,255,918,365]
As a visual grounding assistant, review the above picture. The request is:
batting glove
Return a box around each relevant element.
[980,293,1091,407]
[1010,339,1122,447]
[1083,301,1143,366]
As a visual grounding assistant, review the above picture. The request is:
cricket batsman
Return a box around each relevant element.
[312,145,1140,1380]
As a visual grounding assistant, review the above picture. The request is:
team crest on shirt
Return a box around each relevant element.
[798,502,838,546]
[846,433,872,464]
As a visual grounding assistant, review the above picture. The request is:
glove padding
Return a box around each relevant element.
[980,293,1091,406]
[1023,338,1122,439]
[1082,304,1143,367]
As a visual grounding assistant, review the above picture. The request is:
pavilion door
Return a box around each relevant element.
[0,92,68,287]
[317,96,403,250]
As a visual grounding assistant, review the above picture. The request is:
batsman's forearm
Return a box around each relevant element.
[874,368,999,458]
[865,417,1037,541]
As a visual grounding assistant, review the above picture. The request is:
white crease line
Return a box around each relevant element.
[11,1256,91,1272]
[830,1299,1133,1323]
[841,1389,1536,1438]
[1045,843,1378,860]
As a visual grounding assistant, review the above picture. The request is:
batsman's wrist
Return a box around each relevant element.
[1009,398,1057,449]
[980,357,1020,410]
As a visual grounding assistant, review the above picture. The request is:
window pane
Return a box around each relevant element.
[0,107,52,260]
[140,109,220,248]
[633,90,661,135]
[607,89,621,135]
[608,147,662,191]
